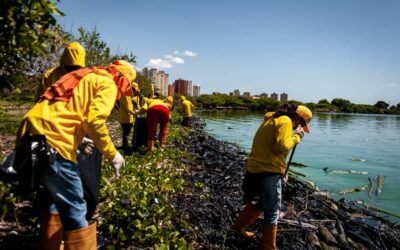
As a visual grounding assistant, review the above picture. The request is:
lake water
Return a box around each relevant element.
[197,110,400,217]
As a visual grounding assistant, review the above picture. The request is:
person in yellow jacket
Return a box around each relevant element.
[35,41,86,101]
[146,96,173,152]
[17,60,136,250]
[232,103,312,250]
[180,95,195,127]
[117,82,139,150]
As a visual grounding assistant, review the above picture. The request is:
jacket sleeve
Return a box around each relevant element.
[275,117,301,153]
[86,80,118,160]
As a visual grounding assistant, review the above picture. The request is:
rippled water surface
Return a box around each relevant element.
[198,110,400,216]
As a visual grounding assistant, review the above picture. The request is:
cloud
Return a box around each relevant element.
[388,83,399,87]
[145,50,196,69]
[170,57,184,64]
[173,50,198,57]
[146,58,173,69]
[182,50,197,57]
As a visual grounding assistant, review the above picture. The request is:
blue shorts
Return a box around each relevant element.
[242,172,282,224]
[40,154,88,231]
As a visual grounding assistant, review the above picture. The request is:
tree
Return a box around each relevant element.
[318,99,330,105]
[373,100,389,110]
[134,72,152,97]
[0,0,64,89]
[76,27,136,67]
[331,98,352,112]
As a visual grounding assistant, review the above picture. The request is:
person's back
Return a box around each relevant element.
[20,69,118,163]
[35,42,86,101]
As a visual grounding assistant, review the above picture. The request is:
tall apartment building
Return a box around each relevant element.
[243,91,251,97]
[233,89,240,96]
[174,78,193,96]
[271,92,278,101]
[193,85,201,97]
[260,92,268,98]
[280,93,288,102]
[142,68,169,96]
[168,84,175,96]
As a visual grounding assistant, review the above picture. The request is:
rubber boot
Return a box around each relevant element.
[147,139,155,152]
[63,221,97,250]
[262,224,277,250]
[40,212,64,250]
[232,203,262,238]
[160,135,167,148]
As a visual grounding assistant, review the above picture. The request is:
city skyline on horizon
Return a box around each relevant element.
[56,1,400,105]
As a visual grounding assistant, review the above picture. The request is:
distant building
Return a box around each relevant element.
[143,68,169,96]
[243,92,251,97]
[271,92,278,101]
[229,92,234,96]
[193,85,201,97]
[174,78,193,96]
[260,92,268,98]
[212,92,222,95]
[168,84,175,96]
[233,89,240,96]
[280,93,288,102]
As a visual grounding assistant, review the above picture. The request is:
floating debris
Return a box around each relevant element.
[376,175,384,198]
[289,162,307,167]
[323,167,368,175]
[351,158,366,162]
[338,185,368,195]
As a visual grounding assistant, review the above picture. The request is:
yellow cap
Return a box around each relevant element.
[180,95,186,101]
[111,60,136,83]
[296,105,312,133]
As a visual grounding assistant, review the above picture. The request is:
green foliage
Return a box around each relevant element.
[304,102,316,111]
[135,72,153,98]
[251,97,280,111]
[98,122,191,248]
[76,27,136,67]
[373,100,389,110]
[318,99,330,105]
[0,0,64,89]
[331,98,352,112]
[195,94,281,111]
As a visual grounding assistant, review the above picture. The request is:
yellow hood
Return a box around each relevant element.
[60,42,86,67]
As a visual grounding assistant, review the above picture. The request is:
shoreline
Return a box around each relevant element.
[174,116,400,249]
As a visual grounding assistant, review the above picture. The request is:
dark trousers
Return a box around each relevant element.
[120,123,133,149]
[182,117,191,127]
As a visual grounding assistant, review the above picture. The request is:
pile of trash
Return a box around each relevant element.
[172,117,400,249]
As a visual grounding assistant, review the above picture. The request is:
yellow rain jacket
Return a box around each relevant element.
[131,96,141,110]
[247,114,301,174]
[18,70,118,163]
[148,99,169,109]
[117,95,135,124]
[35,42,86,100]
[181,99,195,118]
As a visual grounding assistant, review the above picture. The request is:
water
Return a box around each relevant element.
[198,110,400,217]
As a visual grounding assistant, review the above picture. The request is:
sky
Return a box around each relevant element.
[55,0,400,105]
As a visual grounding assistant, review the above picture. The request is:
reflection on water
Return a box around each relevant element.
[198,111,400,217]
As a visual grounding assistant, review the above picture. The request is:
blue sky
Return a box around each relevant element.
[56,0,400,105]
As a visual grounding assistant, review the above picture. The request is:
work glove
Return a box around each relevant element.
[293,126,305,139]
[78,137,95,156]
[110,152,125,178]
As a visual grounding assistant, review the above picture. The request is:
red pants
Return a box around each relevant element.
[146,105,170,140]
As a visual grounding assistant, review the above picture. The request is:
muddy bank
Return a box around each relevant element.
[172,117,400,249]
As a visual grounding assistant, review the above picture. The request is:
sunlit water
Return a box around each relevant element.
[198,110,400,217]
